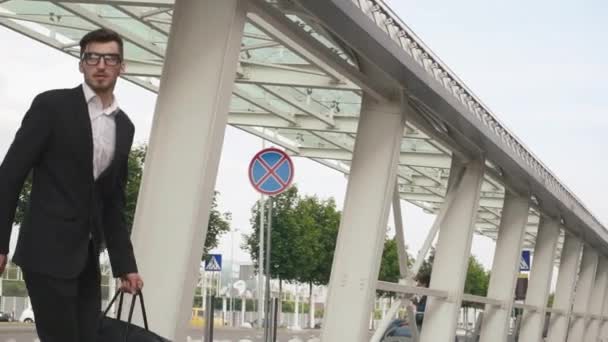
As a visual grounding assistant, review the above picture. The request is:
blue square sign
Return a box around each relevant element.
[520,250,531,271]
[205,254,222,272]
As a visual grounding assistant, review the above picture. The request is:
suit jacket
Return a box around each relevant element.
[0,85,138,279]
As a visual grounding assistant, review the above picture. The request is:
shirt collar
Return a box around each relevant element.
[82,82,120,117]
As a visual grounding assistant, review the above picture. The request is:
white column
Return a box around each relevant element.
[599,274,608,340]
[129,0,247,340]
[222,297,227,325]
[518,217,560,342]
[546,233,583,342]
[584,257,608,342]
[320,94,406,342]
[418,158,485,342]
[479,191,530,342]
[294,287,301,330]
[566,246,598,342]
[241,296,246,327]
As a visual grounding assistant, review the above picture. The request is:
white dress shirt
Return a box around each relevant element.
[82,83,119,180]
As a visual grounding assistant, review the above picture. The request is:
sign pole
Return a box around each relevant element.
[264,196,273,342]
[248,147,293,342]
[258,195,265,326]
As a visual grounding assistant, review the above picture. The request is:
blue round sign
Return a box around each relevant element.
[249,148,294,196]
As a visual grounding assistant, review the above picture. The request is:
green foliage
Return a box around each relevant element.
[124,145,146,235]
[205,192,232,256]
[415,248,435,287]
[243,186,341,287]
[12,144,230,257]
[464,256,489,296]
[293,196,340,286]
[378,237,412,284]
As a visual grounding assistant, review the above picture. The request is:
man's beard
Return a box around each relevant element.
[87,78,116,93]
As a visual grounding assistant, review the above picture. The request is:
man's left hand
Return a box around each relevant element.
[120,273,144,294]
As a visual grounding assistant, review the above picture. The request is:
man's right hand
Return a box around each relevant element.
[0,254,7,276]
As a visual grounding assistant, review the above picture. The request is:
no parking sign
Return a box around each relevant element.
[248,148,294,196]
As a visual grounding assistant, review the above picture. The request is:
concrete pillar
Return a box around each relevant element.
[418,158,485,342]
[320,94,406,342]
[566,246,598,342]
[599,273,608,340]
[129,0,247,340]
[546,233,583,342]
[584,257,608,342]
[518,217,560,342]
[479,191,530,342]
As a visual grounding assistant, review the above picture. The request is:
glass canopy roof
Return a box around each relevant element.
[0,0,560,252]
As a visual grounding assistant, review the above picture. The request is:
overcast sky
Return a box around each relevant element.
[1,1,607,274]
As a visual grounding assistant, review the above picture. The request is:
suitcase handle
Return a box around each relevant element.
[102,289,150,340]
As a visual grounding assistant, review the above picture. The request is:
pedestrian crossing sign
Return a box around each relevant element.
[205,254,222,272]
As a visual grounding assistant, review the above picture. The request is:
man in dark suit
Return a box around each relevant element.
[0,28,144,341]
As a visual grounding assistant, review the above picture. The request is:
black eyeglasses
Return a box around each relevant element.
[81,52,122,66]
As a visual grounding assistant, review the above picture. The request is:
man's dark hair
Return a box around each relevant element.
[79,28,124,58]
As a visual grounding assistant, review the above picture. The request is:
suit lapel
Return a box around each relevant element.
[73,86,95,182]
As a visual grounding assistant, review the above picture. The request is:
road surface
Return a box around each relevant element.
[0,324,322,342]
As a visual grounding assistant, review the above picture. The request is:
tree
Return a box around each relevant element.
[243,186,301,292]
[379,237,411,284]
[415,248,435,287]
[464,256,489,297]
[13,144,230,256]
[292,195,340,316]
[243,186,341,304]
[204,192,232,256]
[294,196,340,287]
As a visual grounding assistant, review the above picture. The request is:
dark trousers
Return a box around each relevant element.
[23,241,101,342]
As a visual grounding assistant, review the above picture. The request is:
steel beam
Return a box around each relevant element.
[418,158,485,342]
[248,0,394,101]
[297,147,450,168]
[546,233,583,342]
[53,2,166,57]
[479,191,530,342]
[320,93,406,342]
[518,217,561,342]
[392,182,409,279]
[408,160,464,278]
[128,0,246,340]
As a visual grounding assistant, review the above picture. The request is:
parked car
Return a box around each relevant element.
[19,307,34,323]
[0,311,12,322]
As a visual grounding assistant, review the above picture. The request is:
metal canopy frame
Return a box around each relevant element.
[1,0,602,257]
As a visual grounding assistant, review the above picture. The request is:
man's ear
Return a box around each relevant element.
[78,61,84,74]
[120,62,126,74]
